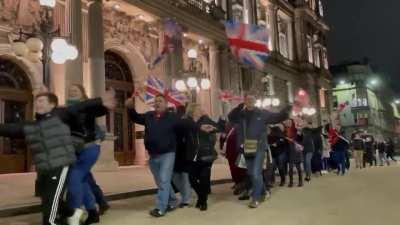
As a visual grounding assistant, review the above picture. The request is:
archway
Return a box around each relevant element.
[104,50,136,166]
[0,57,33,173]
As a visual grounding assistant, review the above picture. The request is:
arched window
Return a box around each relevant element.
[0,59,31,90]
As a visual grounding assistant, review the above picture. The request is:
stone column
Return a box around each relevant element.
[88,0,118,171]
[65,0,83,87]
[209,44,222,119]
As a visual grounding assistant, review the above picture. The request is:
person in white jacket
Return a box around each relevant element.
[321,132,331,174]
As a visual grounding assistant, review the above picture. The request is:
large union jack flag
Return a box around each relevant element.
[224,21,270,70]
[144,75,186,107]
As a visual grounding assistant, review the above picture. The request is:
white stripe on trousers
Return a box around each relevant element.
[49,166,69,225]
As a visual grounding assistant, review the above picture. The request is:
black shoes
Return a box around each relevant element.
[84,209,100,225]
[149,209,165,218]
[99,203,110,215]
[238,193,250,200]
[179,203,190,208]
[305,177,311,182]
[199,203,208,211]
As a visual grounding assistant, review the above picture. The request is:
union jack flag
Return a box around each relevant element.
[144,75,186,107]
[224,21,270,70]
[149,18,182,68]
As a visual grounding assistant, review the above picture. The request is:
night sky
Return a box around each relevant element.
[324,0,400,93]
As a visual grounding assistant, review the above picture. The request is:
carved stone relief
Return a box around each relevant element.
[103,7,160,64]
[0,0,42,30]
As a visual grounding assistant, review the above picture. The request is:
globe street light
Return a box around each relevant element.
[174,48,211,102]
[11,1,78,88]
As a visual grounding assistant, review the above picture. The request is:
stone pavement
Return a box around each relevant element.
[0,164,231,216]
[1,163,400,225]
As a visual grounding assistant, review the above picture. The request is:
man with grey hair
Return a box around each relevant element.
[228,91,291,208]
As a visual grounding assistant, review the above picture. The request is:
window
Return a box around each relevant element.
[256,0,266,26]
[278,15,290,59]
[310,0,316,11]
[313,34,321,68]
[313,47,321,68]
[279,32,289,58]
[322,47,329,69]
[319,88,326,108]
[318,0,324,17]
[307,35,313,63]
[287,81,294,103]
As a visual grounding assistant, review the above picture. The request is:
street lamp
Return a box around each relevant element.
[175,48,211,101]
[11,0,78,88]
[369,79,378,86]
[394,99,400,105]
[255,96,280,108]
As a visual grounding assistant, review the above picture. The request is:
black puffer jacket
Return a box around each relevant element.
[0,98,107,171]
[23,117,77,172]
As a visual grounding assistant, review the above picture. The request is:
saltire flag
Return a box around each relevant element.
[144,75,186,107]
[149,18,182,68]
[224,20,270,70]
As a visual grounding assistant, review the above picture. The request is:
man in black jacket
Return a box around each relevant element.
[125,94,181,217]
[0,91,115,225]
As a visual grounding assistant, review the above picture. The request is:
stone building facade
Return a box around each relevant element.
[331,62,400,144]
[0,0,332,173]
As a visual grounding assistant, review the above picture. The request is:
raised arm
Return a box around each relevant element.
[228,103,244,124]
[0,123,25,139]
[67,98,109,117]
[263,105,292,124]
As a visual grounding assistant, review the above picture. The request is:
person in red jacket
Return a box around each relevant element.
[220,123,247,195]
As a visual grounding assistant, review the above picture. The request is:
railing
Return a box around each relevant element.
[166,0,226,20]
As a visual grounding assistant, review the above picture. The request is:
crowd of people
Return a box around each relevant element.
[0,87,398,225]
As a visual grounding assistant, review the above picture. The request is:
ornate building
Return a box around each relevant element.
[0,0,332,173]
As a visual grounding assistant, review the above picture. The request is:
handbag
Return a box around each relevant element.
[235,153,247,169]
[294,141,304,153]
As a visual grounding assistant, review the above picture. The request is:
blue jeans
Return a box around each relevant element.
[335,151,346,175]
[304,152,313,178]
[245,150,266,201]
[68,144,100,210]
[87,172,108,206]
[149,152,177,213]
[172,172,192,204]
[322,157,329,171]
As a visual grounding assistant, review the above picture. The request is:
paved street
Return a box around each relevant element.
[1,164,400,225]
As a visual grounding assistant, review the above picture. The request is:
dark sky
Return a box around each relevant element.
[324,0,400,93]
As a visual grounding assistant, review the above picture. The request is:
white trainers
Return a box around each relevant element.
[67,208,84,225]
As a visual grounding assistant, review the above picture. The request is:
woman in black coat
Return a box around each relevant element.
[181,103,223,211]
[267,125,288,186]
[283,119,304,187]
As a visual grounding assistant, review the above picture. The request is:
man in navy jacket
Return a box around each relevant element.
[126,94,180,217]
